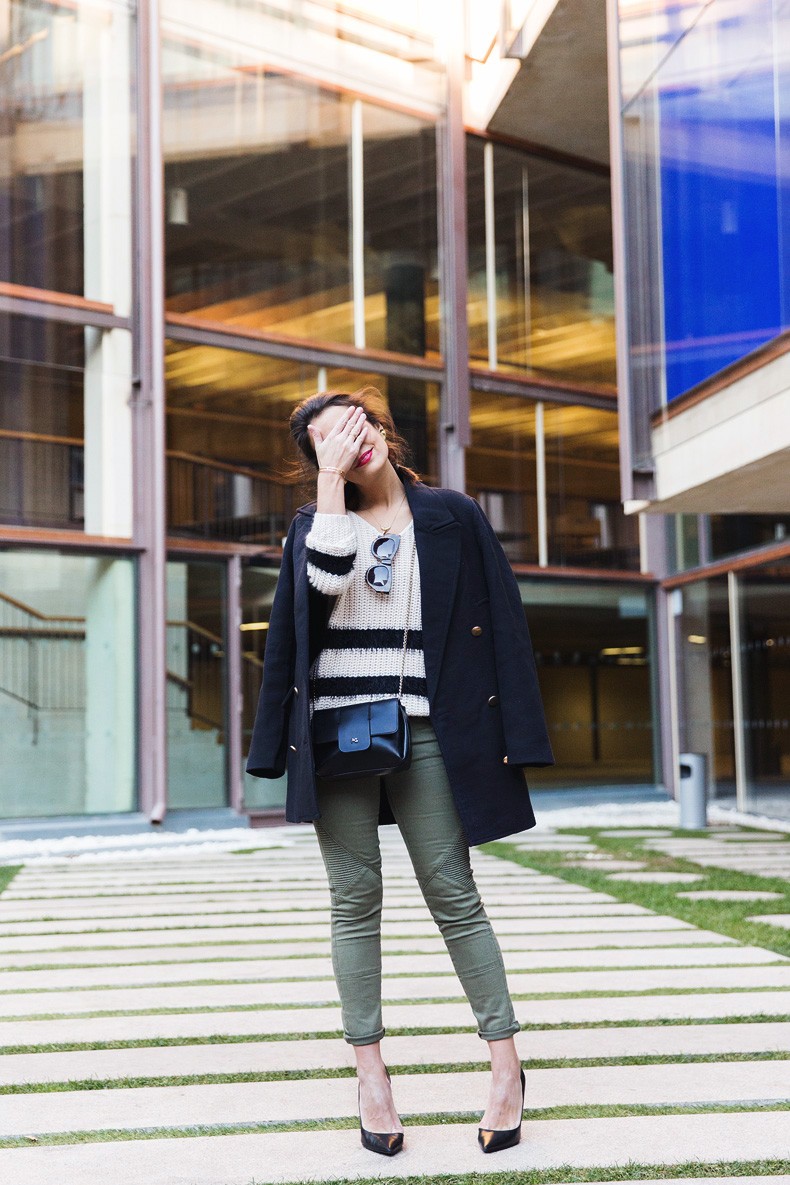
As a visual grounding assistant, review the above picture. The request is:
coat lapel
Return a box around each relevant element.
[295,479,462,704]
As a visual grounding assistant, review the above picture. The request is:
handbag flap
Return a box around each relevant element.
[368,698,401,737]
[338,702,372,753]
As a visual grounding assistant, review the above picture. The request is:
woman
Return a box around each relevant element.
[247,387,554,1156]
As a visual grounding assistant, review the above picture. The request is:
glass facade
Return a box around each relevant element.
[618,0,790,407]
[467,135,616,385]
[523,580,656,788]
[0,550,136,817]
[0,0,134,312]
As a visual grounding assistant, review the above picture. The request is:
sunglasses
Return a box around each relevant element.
[365,533,400,593]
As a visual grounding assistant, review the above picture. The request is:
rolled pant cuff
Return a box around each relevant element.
[478,1021,521,1041]
[344,1027,386,1047]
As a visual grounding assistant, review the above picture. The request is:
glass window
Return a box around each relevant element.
[467,390,538,564]
[709,516,790,563]
[543,402,639,569]
[165,341,317,544]
[520,580,656,788]
[0,551,136,816]
[674,578,736,803]
[739,562,790,820]
[0,0,133,311]
[619,0,790,405]
[240,563,286,813]
[0,314,133,536]
[362,105,439,359]
[467,136,616,384]
[166,560,227,809]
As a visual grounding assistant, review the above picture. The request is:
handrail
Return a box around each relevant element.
[0,590,84,624]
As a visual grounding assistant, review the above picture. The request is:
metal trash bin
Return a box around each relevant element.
[679,752,708,829]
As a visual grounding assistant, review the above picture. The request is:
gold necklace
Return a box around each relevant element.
[360,489,407,535]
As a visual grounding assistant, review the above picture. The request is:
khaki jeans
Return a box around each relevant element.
[313,716,520,1045]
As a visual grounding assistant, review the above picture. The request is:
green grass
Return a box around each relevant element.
[3,1051,789,1095]
[483,828,790,960]
[0,866,21,895]
[2,1012,787,1056]
[1,1102,789,1149]
[244,1165,790,1185]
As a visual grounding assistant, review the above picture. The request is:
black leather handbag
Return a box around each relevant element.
[311,540,416,781]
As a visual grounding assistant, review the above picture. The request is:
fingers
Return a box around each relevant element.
[311,406,368,473]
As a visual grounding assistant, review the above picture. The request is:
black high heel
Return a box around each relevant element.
[477,1066,526,1154]
[358,1066,404,1157]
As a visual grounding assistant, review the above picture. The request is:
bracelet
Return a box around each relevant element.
[319,466,347,480]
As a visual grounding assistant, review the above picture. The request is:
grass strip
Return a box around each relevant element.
[2,1011,788,1056]
[3,1051,789,1094]
[483,829,790,960]
[244,1163,790,1185]
[0,866,21,895]
[1,1102,789,1148]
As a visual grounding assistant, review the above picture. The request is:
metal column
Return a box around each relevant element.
[132,0,168,822]
[437,2,470,493]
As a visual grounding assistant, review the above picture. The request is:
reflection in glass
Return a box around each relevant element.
[467,391,538,563]
[709,516,790,563]
[0,315,133,537]
[0,551,136,816]
[522,580,655,787]
[164,70,353,343]
[165,341,316,543]
[675,579,735,802]
[740,565,790,820]
[240,563,286,812]
[362,105,439,358]
[467,136,615,384]
[166,561,227,809]
[543,402,639,569]
[619,0,790,403]
[0,0,133,310]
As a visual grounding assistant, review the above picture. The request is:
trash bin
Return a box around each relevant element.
[678,752,708,829]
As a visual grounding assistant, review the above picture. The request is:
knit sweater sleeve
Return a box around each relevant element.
[305,512,358,596]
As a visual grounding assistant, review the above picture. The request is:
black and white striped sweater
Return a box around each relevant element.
[305,511,430,717]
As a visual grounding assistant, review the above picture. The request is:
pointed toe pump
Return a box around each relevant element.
[477,1067,526,1154]
[358,1067,404,1157]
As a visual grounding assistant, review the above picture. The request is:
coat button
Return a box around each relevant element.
[471,625,483,636]
[503,755,508,764]
[293,685,299,695]
[289,744,297,751]
[488,695,499,706]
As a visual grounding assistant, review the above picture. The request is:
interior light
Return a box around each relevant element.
[687,634,707,644]
[599,646,644,656]
[240,622,269,632]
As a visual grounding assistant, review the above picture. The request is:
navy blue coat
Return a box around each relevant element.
[246,478,554,845]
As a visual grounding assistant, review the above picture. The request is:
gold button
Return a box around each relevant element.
[503,756,508,764]
[471,625,483,636]
[488,695,499,706]
[289,744,297,751]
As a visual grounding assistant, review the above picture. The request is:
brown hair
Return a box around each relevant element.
[288,386,420,509]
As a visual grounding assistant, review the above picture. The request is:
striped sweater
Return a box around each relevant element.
[305,511,430,717]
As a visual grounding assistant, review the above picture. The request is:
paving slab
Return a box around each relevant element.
[3,1021,789,1085]
[562,860,649,872]
[677,890,785,901]
[1,944,779,991]
[0,1111,783,1185]
[747,915,790,929]
[0,927,738,961]
[3,1061,789,1136]
[0,913,695,937]
[5,989,790,1049]
[607,872,706,884]
[4,965,790,1019]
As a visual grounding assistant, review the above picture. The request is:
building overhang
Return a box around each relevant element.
[638,334,790,514]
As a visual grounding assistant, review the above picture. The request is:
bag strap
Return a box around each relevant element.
[398,538,417,702]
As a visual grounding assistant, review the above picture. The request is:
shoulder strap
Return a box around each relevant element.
[398,538,417,701]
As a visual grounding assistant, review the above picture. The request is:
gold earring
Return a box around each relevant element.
[379,427,386,438]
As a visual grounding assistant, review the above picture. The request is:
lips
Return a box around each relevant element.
[356,447,374,468]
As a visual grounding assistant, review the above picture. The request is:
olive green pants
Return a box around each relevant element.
[313,716,520,1046]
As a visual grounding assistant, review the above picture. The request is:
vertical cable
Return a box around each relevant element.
[535,400,547,566]
[351,99,366,351]
[484,140,497,370]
